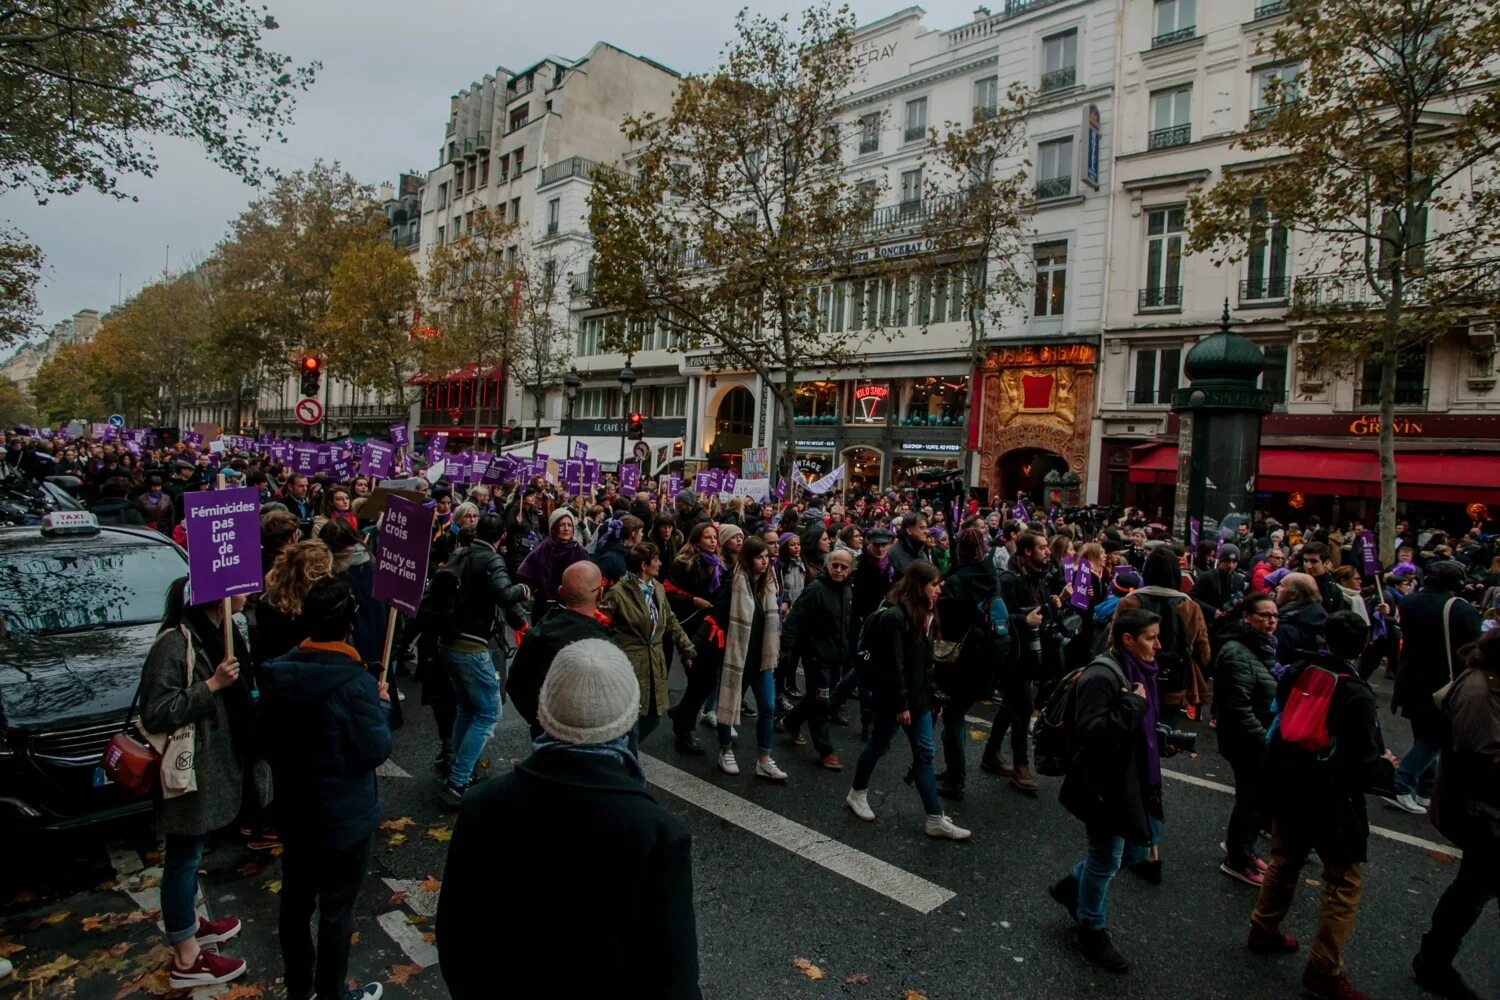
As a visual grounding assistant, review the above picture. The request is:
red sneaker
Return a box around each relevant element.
[1247,924,1300,955]
[1249,853,1269,874]
[169,948,247,989]
[1301,965,1369,1000]
[194,915,241,947]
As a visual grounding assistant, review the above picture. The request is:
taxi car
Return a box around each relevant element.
[0,511,187,828]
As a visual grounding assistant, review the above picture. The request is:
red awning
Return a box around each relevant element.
[416,426,498,440]
[1130,445,1500,503]
[408,363,504,385]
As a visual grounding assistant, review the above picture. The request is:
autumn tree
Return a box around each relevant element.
[30,340,103,423]
[90,275,211,425]
[0,374,35,427]
[0,227,42,348]
[1188,0,1500,561]
[590,3,892,485]
[508,247,579,458]
[318,240,422,401]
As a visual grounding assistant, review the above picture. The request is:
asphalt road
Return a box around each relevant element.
[1,662,1494,999]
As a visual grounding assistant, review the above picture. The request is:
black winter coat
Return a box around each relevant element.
[1212,624,1277,749]
[863,603,937,717]
[782,574,851,672]
[452,541,528,644]
[937,560,1001,701]
[1059,653,1157,844]
[1260,652,1395,865]
[1392,587,1482,721]
[437,751,700,999]
[849,552,894,634]
[257,645,391,850]
[505,607,615,728]
[592,537,628,584]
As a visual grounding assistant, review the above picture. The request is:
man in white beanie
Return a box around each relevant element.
[437,639,700,998]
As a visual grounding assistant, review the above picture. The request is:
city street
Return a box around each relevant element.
[1,664,1491,1000]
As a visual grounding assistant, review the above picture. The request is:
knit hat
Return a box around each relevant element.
[675,488,698,506]
[717,523,744,548]
[548,507,576,532]
[1390,561,1420,580]
[537,639,640,745]
[1217,544,1240,562]
[777,530,798,546]
[1113,570,1142,593]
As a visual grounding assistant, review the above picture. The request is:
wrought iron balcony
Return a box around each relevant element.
[475,130,490,152]
[858,137,879,155]
[1139,286,1184,310]
[539,155,599,187]
[1253,1,1288,19]
[1352,386,1428,410]
[1126,389,1175,407]
[1035,176,1072,200]
[848,189,971,241]
[1151,26,1197,48]
[904,124,927,142]
[447,143,463,164]
[1148,124,1192,150]
[328,403,410,421]
[1240,276,1290,304]
[973,104,998,123]
[1040,65,1077,93]
[463,137,475,157]
[546,221,559,236]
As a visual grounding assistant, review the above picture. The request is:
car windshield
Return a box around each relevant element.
[0,536,184,635]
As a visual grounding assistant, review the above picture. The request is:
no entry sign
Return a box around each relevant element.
[295,398,323,425]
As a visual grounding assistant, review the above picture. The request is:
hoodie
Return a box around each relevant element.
[257,641,392,849]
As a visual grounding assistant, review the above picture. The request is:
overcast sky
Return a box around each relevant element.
[1,0,984,333]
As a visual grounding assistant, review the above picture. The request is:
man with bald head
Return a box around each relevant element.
[506,559,620,739]
[1273,571,1328,667]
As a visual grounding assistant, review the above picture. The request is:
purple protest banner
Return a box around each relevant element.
[1357,530,1379,578]
[620,463,640,491]
[481,454,510,486]
[371,494,437,680]
[292,444,318,476]
[332,449,354,481]
[573,441,588,460]
[183,487,263,606]
[315,444,333,473]
[1011,499,1027,521]
[721,471,738,496]
[669,472,682,496]
[389,422,409,448]
[564,459,583,491]
[182,431,203,446]
[1189,517,1201,549]
[584,458,600,486]
[471,452,492,483]
[1069,561,1093,611]
[702,469,723,496]
[532,454,549,479]
[427,432,448,461]
[775,476,787,500]
[361,440,395,478]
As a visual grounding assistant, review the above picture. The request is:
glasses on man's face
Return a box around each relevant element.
[828,562,851,572]
[1251,611,1280,621]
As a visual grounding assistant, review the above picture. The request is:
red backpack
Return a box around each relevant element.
[1278,664,1340,753]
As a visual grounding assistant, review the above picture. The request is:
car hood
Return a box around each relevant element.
[0,623,160,730]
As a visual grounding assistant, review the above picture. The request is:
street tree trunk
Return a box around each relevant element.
[1377,303,1401,565]
[780,368,799,504]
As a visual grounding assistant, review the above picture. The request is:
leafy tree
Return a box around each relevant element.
[0,373,35,427]
[590,3,893,486]
[30,340,103,423]
[508,247,579,458]
[90,275,210,425]
[1188,0,1500,561]
[0,0,317,202]
[318,240,421,401]
[0,227,42,348]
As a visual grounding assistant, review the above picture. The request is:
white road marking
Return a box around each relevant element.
[640,753,957,915]
[376,910,439,968]
[376,760,413,778]
[959,713,1463,858]
[108,843,145,879]
[381,877,439,917]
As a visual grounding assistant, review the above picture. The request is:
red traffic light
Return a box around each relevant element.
[301,355,321,372]
[627,412,644,440]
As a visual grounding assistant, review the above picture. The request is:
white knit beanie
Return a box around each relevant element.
[549,507,576,532]
[537,638,640,745]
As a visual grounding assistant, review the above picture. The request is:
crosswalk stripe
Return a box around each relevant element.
[376,910,439,968]
[376,760,413,778]
[381,877,440,917]
[641,753,957,915]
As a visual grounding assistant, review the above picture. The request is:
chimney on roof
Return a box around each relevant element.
[974,6,991,19]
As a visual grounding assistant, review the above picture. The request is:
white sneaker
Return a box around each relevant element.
[698,712,716,730]
[718,750,739,775]
[846,788,875,821]
[1391,792,1428,815]
[0,958,11,980]
[1415,795,1432,809]
[755,756,788,782]
[924,813,972,841]
[350,984,384,1000]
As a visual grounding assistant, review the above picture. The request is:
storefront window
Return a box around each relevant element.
[844,379,891,426]
[900,376,968,427]
[845,449,883,489]
[793,451,834,483]
[793,380,840,424]
[891,454,961,488]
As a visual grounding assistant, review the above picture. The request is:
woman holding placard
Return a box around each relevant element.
[139,577,254,989]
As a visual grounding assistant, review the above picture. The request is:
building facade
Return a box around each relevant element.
[1093,0,1500,523]
[4,309,100,395]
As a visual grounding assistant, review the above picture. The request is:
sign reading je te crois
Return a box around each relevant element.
[372,495,436,617]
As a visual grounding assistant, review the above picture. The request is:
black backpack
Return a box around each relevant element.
[1135,592,1190,693]
[854,603,895,681]
[418,550,473,643]
[1033,655,1129,777]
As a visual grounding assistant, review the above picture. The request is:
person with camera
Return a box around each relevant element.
[1049,607,1164,973]
[1212,593,1279,887]
[985,530,1066,795]
[1248,611,1395,1000]
[932,526,1005,802]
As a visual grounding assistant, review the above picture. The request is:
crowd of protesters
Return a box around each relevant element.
[7,425,1497,1000]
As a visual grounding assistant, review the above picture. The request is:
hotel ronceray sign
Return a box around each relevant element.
[984,344,1097,369]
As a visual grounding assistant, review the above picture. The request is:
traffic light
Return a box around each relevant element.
[299,356,322,397]
[627,412,644,440]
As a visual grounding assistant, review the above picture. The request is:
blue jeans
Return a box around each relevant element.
[719,670,775,753]
[852,710,941,816]
[1072,817,1160,931]
[446,648,501,787]
[1393,736,1439,798]
[162,833,205,945]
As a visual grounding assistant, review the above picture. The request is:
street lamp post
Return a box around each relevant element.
[617,358,637,470]
[563,367,582,462]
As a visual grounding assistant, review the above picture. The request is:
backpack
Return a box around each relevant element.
[1033,655,1129,777]
[417,550,473,643]
[1275,663,1340,754]
[855,603,895,680]
[1135,592,1190,692]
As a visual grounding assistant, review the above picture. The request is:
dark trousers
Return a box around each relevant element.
[987,672,1034,766]
[1419,846,1500,967]
[782,660,836,755]
[279,834,372,1000]
[938,697,975,787]
[827,664,873,724]
[670,648,721,736]
[1222,740,1266,867]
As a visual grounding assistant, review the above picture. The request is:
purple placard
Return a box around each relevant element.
[1357,530,1379,578]
[564,459,583,490]
[1069,561,1092,611]
[620,463,640,491]
[389,423,409,448]
[182,487,263,604]
[471,453,492,483]
[361,440,395,478]
[1011,500,1026,521]
[1189,517,1201,549]
[572,441,588,460]
[182,431,203,446]
[532,453,549,479]
[292,444,319,476]
[450,453,470,484]
[774,476,787,500]
[332,449,354,481]
[372,495,437,616]
[721,470,738,496]
[315,443,333,473]
[669,472,682,496]
[427,432,448,461]
[481,454,509,486]
[584,459,600,486]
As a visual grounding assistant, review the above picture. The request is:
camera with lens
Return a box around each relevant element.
[1156,722,1198,757]
[1020,604,1082,656]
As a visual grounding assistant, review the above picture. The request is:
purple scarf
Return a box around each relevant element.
[1119,649,1163,791]
[701,552,721,591]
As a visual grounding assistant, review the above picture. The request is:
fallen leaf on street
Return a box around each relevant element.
[217,982,264,1000]
[387,833,408,846]
[900,991,929,1000]
[31,910,71,929]
[845,972,870,984]
[387,963,423,987]
[263,879,283,894]
[1426,850,1456,863]
[406,914,426,926]
[1305,878,1321,887]
[20,953,78,983]
[113,968,172,999]
[478,758,490,770]
[379,816,416,832]
[388,890,409,906]
[0,941,24,957]
[792,957,823,980]
[968,729,987,741]
[425,825,452,843]
[349,932,360,946]
[132,875,161,891]
[421,932,435,944]
[419,875,441,893]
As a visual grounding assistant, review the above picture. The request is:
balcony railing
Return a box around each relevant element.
[260,407,294,422]
[475,130,490,152]
[546,221,559,236]
[848,189,972,241]
[1152,26,1197,48]
[1253,0,1289,19]
[509,114,530,133]
[1250,104,1294,128]
[1040,65,1077,92]
[1295,262,1500,310]
[463,137,475,157]
[328,403,410,421]
[1126,389,1176,407]
[943,0,1067,46]
[973,104,998,123]
[1353,386,1428,410]
[539,155,599,187]
[447,143,462,164]
[1035,176,1073,200]
[858,137,879,155]
[904,124,926,142]
[1139,286,1184,310]
[1148,124,1193,150]
[1240,276,1290,304]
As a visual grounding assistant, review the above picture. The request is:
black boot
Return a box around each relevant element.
[859,723,872,743]
[1048,875,1078,919]
[1412,953,1481,1000]
[1072,927,1129,973]
[674,731,706,756]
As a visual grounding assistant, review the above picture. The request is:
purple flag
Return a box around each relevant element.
[775,476,787,500]
[1011,500,1027,521]
[1189,517,1201,548]
[372,496,436,616]
[389,422,409,448]
[360,440,395,478]
[183,487,263,604]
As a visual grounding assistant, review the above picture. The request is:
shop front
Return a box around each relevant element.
[975,341,1098,506]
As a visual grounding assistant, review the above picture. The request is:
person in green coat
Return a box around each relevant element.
[602,542,696,745]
